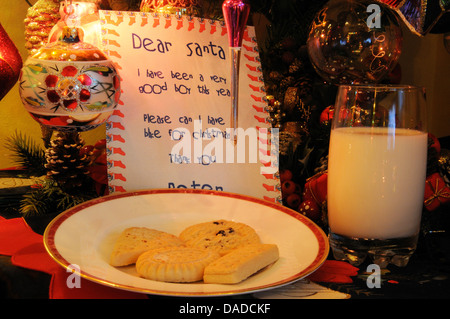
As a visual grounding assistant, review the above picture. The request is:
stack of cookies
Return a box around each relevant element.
[109,219,279,284]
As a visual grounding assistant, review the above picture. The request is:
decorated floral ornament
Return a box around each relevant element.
[376,0,450,36]
[19,26,121,132]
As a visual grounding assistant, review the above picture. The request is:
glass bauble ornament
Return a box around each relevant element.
[307,0,402,84]
[19,26,121,132]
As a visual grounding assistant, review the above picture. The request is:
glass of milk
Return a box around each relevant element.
[327,85,428,267]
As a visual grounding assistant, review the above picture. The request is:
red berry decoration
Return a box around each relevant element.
[279,168,293,182]
[281,180,296,195]
[286,193,301,209]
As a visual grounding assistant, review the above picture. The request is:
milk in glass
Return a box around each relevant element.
[327,126,427,240]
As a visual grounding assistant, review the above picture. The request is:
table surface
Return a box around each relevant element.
[1,171,449,300]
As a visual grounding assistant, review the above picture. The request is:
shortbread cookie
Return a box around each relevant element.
[179,220,261,256]
[110,227,185,267]
[136,246,220,282]
[203,244,279,284]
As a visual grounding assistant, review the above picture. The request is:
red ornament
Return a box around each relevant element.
[0,23,22,101]
[428,133,441,157]
[298,173,328,222]
[303,172,328,205]
[320,105,334,125]
[298,199,320,221]
[424,172,450,211]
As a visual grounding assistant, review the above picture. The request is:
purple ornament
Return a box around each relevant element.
[222,0,250,48]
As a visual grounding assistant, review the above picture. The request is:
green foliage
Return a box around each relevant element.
[19,178,96,217]
[4,131,97,217]
[4,131,47,176]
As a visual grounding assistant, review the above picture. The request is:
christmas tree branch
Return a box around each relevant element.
[4,131,47,176]
[19,178,96,217]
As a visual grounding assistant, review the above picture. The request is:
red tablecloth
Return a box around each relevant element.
[0,216,358,299]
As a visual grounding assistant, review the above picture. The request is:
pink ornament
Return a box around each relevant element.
[222,0,250,48]
[222,0,250,141]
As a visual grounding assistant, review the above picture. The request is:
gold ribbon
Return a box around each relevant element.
[424,176,450,207]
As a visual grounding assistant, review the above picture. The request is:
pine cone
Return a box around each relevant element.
[44,132,91,193]
[279,76,295,90]
[24,0,61,55]
[288,58,304,74]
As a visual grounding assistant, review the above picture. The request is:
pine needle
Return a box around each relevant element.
[4,131,47,176]
[19,178,96,217]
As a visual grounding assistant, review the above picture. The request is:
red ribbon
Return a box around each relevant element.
[307,260,359,284]
[0,217,146,299]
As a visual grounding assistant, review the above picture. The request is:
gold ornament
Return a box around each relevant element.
[24,0,62,55]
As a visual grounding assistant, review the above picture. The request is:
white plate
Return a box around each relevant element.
[44,189,329,297]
